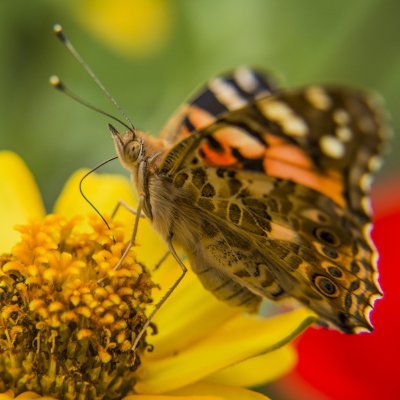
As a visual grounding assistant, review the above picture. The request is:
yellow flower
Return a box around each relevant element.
[72,0,174,58]
[0,151,318,399]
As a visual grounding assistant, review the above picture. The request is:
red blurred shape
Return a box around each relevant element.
[293,178,400,400]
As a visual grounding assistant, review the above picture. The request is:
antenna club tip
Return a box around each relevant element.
[53,23,67,43]
[53,23,62,33]
[49,75,61,87]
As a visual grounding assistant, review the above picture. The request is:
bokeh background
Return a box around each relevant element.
[0,1,399,399]
[1,0,399,211]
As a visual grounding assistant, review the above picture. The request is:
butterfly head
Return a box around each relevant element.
[108,124,145,170]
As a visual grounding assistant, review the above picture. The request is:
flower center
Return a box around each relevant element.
[0,214,156,398]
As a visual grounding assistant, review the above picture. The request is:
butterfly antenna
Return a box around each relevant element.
[49,75,132,132]
[53,23,136,135]
[80,156,119,244]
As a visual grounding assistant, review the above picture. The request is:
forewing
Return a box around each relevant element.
[159,67,275,143]
[158,85,388,333]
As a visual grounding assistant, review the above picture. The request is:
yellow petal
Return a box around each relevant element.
[53,169,135,218]
[204,345,297,387]
[165,381,271,400]
[0,151,45,253]
[148,257,241,359]
[0,390,13,399]
[125,395,223,400]
[10,391,57,400]
[74,0,174,58]
[53,169,167,266]
[136,308,317,394]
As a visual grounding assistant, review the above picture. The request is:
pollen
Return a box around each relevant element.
[0,214,156,398]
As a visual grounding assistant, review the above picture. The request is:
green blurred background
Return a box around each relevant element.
[0,0,399,213]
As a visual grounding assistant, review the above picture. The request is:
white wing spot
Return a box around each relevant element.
[368,155,383,172]
[305,86,332,110]
[354,326,371,334]
[363,223,377,254]
[209,77,248,110]
[259,100,293,120]
[234,67,259,93]
[360,173,374,193]
[362,223,383,295]
[370,292,383,309]
[333,108,351,125]
[363,305,374,327]
[335,126,353,142]
[281,117,309,137]
[361,196,372,216]
[319,135,345,158]
[259,100,309,137]
[372,255,381,289]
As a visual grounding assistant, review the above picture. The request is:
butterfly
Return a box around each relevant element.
[110,66,388,336]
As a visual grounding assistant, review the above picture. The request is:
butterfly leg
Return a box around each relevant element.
[153,251,170,272]
[97,195,145,283]
[111,198,170,271]
[111,199,146,219]
[131,232,187,352]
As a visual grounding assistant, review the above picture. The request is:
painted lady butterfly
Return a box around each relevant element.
[53,26,388,344]
[113,66,388,336]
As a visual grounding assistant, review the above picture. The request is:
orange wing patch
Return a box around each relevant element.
[264,158,344,207]
[200,126,265,167]
[263,135,345,207]
[188,105,218,131]
[198,127,345,207]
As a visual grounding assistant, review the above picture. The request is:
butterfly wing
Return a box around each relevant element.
[158,84,387,333]
[159,67,276,143]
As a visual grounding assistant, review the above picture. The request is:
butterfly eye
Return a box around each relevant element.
[125,141,141,163]
[314,227,341,247]
[313,275,340,298]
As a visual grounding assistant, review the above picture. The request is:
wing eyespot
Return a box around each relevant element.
[314,227,341,247]
[322,246,338,259]
[313,275,340,298]
[327,266,343,278]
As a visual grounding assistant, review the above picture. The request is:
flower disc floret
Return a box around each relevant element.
[0,214,156,399]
